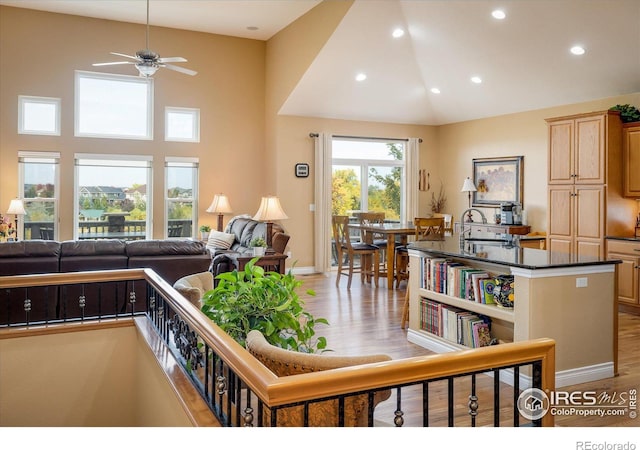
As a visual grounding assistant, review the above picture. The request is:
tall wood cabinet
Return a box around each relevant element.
[622,122,640,198]
[546,110,636,261]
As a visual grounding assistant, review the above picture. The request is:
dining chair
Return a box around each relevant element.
[356,212,388,274]
[332,215,380,289]
[395,217,445,288]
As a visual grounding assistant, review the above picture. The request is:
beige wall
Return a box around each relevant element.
[0,5,266,240]
[0,322,193,426]
[436,93,640,233]
[2,5,639,271]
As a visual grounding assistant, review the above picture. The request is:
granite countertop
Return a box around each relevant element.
[408,233,620,270]
[606,236,640,242]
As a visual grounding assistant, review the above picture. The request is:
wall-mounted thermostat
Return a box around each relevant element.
[295,163,309,178]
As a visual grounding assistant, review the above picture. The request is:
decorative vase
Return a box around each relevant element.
[200,231,209,240]
[253,247,265,257]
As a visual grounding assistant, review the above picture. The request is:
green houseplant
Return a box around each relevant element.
[249,236,267,256]
[199,224,211,240]
[201,258,329,353]
[610,104,640,123]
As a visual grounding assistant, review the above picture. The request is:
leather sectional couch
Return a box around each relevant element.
[0,239,211,326]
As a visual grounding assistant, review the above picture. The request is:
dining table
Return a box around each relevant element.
[348,221,417,289]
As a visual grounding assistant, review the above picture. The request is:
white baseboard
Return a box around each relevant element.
[406,329,614,389]
[290,266,320,276]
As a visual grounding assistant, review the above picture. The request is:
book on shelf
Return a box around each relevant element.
[472,320,492,347]
[480,278,497,305]
[470,272,491,303]
[421,297,494,347]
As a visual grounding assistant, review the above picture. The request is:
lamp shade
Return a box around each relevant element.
[206,194,233,214]
[461,177,477,193]
[7,199,26,215]
[253,196,288,222]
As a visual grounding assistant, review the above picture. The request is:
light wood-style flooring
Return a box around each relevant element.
[296,272,640,427]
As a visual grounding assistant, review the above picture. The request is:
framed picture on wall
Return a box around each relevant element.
[472,156,523,207]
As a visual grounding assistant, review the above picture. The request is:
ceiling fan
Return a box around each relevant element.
[92,0,197,77]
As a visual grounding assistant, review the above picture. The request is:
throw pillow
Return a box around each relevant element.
[207,230,236,250]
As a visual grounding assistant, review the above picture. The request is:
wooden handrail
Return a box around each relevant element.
[0,270,556,426]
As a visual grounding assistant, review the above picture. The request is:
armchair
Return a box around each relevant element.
[173,271,214,308]
[245,329,391,426]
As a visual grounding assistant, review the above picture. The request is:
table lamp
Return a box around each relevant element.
[206,194,233,231]
[253,196,288,254]
[460,177,477,222]
[7,199,26,241]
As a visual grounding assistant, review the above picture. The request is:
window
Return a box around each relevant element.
[75,154,152,240]
[165,107,200,142]
[75,70,153,139]
[18,96,61,135]
[332,138,406,221]
[165,157,198,238]
[19,152,60,240]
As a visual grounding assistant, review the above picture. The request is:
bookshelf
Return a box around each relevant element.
[406,237,619,388]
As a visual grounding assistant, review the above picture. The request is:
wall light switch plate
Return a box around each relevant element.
[576,277,588,288]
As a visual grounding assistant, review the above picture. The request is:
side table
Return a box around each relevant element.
[230,253,288,274]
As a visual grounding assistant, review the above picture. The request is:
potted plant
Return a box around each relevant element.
[430,182,452,229]
[249,236,267,256]
[201,258,329,353]
[199,224,211,240]
[610,104,640,123]
[430,182,447,214]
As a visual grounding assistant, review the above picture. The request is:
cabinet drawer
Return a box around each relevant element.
[607,240,640,255]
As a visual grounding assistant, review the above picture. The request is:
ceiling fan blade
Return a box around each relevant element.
[110,52,139,61]
[163,64,198,76]
[93,61,135,66]
[158,56,187,63]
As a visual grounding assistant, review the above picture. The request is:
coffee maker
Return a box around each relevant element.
[500,202,522,225]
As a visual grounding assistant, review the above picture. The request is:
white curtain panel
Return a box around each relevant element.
[314,132,333,274]
[405,137,420,223]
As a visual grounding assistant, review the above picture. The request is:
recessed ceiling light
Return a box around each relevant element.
[430,88,441,94]
[246,26,259,31]
[491,9,506,19]
[570,45,586,55]
[355,73,367,82]
[471,76,482,84]
[392,28,405,38]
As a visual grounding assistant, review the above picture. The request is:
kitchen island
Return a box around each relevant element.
[407,235,620,388]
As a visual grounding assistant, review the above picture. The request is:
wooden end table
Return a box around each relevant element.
[229,253,288,274]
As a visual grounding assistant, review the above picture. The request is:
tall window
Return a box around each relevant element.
[332,138,406,221]
[75,154,152,240]
[75,70,153,139]
[165,157,198,238]
[19,152,60,240]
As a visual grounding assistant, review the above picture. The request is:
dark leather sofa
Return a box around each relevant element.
[209,216,290,281]
[0,239,211,326]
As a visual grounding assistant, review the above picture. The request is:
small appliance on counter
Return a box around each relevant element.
[500,202,522,225]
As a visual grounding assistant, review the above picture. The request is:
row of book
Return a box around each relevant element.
[419,256,510,306]
[420,297,493,348]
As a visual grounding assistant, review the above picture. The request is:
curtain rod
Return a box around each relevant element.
[309,133,422,143]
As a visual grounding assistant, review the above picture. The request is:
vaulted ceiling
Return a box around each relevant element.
[2,0,639,125]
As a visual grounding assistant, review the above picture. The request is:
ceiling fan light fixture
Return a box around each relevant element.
[136,63,158,77]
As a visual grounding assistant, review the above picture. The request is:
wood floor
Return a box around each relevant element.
[296,272,640,428]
